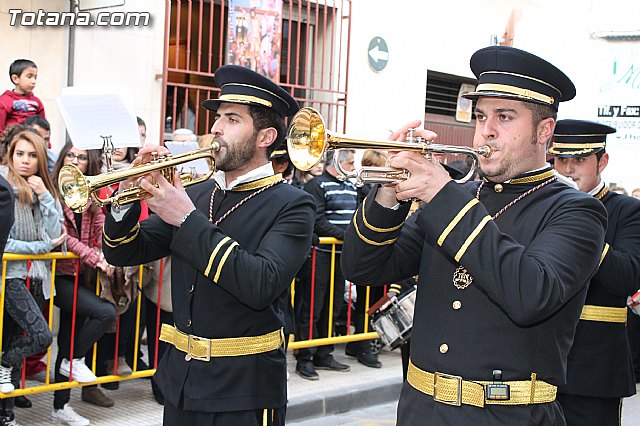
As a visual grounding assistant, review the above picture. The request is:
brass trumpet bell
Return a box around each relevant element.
[59,143,219,213]
[287,107,491,186]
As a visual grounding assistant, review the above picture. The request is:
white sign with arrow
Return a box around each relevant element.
[368,36,389,72]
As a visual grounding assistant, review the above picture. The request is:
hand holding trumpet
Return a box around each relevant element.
[376,121,453,206]
[119,143,196,227]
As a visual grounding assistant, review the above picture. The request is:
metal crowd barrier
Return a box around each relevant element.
[0,237,379,398]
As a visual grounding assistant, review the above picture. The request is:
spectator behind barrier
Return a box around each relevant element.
[0,131,60,425]
[50,141,117,421]
[24,115,56,172]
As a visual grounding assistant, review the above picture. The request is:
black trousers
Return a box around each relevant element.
[163,399,285,426]
[53,275,116,410]
[295,251,345,362]
[557,393,622,426]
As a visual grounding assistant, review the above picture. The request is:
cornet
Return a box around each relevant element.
[58,143,220,213]
[287,107,491,186]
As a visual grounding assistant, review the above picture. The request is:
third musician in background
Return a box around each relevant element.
[550,120,640,425]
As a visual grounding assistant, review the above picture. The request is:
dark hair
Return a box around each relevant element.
[596,149,606,162]
[0,123,37,159]
[137,116,146,129]
[9,59,37,80]
[23,115,50,131]
[524,102,557,126]
[52,141,103,184]
[248,105,286,157]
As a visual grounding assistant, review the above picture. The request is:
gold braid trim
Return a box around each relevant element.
[232,174,283,191]
[454,216,492,262]
[361,199,403,232]
[204,236,231,277]
[160,324,285,358]
[437,199,479,246]
[580,305,627,323]
[214,241,239,283]
[599,243,610,266]
[354,219,397,246]
[102,224,140,248]
[509,170,555,185]
[594,186,609,200]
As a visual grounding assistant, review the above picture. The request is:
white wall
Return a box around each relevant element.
[347,0,640,190]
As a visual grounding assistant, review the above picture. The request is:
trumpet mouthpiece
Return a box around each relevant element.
[478,145,492,157]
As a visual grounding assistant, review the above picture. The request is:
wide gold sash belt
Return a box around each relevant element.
[160,324,285,362]
[579,305,627,324]
[407,360,557,408]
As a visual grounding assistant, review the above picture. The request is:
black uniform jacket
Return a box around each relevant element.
[560,189,640,398]
[0,175,14,256]
[341,168,607,425]
[103,177,315,412]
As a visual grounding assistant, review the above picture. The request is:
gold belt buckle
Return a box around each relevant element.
[433,372,463,406]
[184,334,212,362]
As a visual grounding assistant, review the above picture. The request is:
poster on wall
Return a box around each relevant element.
[455,83,476,123]
[595,49,640,190]
[226,0,282,81]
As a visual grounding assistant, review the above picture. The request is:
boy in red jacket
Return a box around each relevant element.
[0,59,46,132]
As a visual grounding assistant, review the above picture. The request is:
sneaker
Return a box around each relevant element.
[59,358,97,383]
[295,361,319,380]
[51,404,90,426]
[313,356,350,372]
[0,412,23,426]
[106,357,132,376]
[0,363,14,393]
[81,386,114,408]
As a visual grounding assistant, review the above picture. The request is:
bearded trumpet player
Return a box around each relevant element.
[341,46,607,425]
[101,66,315,426]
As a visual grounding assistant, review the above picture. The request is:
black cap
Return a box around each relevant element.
[548,119,615,157]
[462,46,576,111]
[203,65,299,118]
[269,142,289,160]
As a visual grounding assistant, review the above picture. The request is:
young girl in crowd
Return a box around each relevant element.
[50,141,117,425]
[0,131,62,425]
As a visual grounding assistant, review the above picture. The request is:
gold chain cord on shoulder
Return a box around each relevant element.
[476,176,558,221]
[209,180,283,226]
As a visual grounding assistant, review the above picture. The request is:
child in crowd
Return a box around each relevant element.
[51,141,118,425]
[0,59,46,133]
[0,131,62,426]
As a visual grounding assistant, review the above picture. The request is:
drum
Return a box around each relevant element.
[371,288,416,350]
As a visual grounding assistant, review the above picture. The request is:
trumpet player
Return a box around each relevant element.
[341,46,607,425]
[550,120,640,425]
[102,65,315,426]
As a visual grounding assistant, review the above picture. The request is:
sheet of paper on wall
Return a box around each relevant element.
[56,86,141,150]
[165,141,210,175]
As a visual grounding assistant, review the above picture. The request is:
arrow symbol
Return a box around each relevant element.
[368,45,388,63]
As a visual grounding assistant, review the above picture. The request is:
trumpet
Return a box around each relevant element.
[287,107,491,186]
[58,143,220,213]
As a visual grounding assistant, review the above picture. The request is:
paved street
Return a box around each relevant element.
[290,388,640,425]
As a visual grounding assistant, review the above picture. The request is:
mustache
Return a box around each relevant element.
[213,136,227,149]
